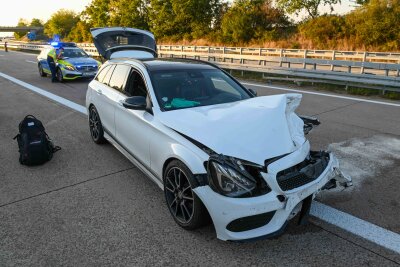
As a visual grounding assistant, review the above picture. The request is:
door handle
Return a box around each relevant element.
[96,89,102,95]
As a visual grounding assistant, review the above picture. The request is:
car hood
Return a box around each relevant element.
[157,94,306,165]
[64,57,98,66]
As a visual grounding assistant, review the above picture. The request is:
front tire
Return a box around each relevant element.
[89,106,106,144]
[56,68,64,82]
[38,64,47,77]
[164,160,209,230]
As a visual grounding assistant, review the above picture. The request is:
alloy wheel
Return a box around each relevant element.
[89,108,100,141]
[165,167,195,224]
[56,68,63,82]
[38,64,45,77]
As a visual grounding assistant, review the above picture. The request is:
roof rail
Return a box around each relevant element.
[158,57,222,70]
[108,57,148,69]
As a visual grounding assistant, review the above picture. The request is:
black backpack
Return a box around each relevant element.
[13,115,61,165]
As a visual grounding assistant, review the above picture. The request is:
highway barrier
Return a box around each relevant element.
[1,41,399,91]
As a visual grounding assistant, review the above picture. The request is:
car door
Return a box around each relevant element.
[38,48,51,73]
[90,64,119,136]
[115,67,153,169]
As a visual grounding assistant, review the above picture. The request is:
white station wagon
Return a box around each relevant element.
[86,27,352,241]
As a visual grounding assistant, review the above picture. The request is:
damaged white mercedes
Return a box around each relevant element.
[86,27,352,241]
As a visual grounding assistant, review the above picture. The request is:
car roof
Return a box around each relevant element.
[108,58,217,71]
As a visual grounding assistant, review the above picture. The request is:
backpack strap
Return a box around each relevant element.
[24,115,37,120]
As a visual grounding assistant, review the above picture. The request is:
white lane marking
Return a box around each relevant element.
[0,72,86,114]
[241,82,400,107]
[1,71,400,253]
[311,202,400,254]
[0,55,4,57]
[25,60,36,64]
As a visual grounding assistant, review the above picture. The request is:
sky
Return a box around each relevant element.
[0,0,92,26]
[0,0,356,37]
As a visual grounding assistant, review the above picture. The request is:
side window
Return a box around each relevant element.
[108,64,131,92]
[95,65,109,82]
[102,65,115,86]
[125,69,147,97]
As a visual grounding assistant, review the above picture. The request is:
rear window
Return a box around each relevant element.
[97,31,156,51]
[95,65,110,82]
[149,69,251,111]
[102,65,115,85]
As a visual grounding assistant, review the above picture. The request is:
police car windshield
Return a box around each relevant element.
[62,48,89,58]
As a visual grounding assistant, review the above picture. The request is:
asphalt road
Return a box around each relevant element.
[0,50,399,266]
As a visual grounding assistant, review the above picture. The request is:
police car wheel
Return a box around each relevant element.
[38,64,46,77]
[56,68,64,82]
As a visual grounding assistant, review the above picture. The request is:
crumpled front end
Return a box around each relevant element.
[193,141,352,241]
[189,93,352,241]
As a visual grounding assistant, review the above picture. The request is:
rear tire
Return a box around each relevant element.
[38,64,46,77]
[89,106,106,144]
[164,160,209,230]
[56,68,64,82]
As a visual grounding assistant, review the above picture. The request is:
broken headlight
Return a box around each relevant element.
[207,155,270,198]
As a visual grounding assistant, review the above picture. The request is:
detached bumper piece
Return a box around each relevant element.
[276,151,329,191]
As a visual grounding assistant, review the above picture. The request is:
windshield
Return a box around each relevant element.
[150,69,251,111]
[62,48,89,58]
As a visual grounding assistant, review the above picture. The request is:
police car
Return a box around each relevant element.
[37,42,101,82]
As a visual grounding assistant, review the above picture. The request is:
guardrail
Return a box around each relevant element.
[1,41,399,91]
[157,45,400,91]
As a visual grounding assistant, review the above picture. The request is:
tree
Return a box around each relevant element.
[69,20,92,42]
[81,0,111,27]
[44,9,79,39]
[355,0,370,4]
[346,0,400,50]
[220,0,290,44]
[30,18,43,27]
[299,15,347,48]
[276,0,341,19]
[149,0,223,40]
[14,19,29,39]
[109,0,150,30]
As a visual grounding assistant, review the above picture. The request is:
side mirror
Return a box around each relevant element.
[248,88,257,97]
[122,96,147,110]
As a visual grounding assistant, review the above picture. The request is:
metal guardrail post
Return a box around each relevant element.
[279,49,283,67]
[303,50,307,69]
[360,52,367,74]
[331,51,336,71]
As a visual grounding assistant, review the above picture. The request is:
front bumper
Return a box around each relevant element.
[193,141,351,241]
[61,68,97,80]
